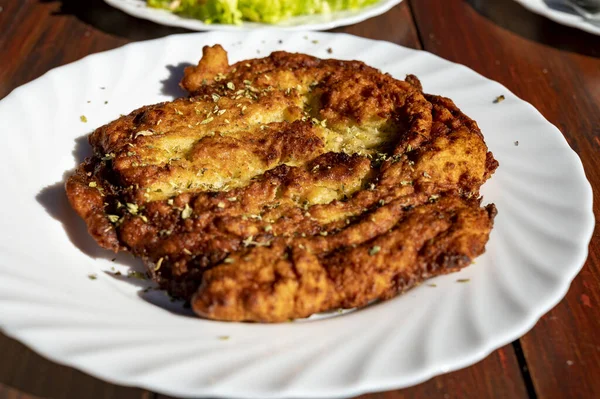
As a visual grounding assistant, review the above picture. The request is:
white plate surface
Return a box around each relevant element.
[514,0,600,35]
[104,0,403,31]
[0,31,594,398]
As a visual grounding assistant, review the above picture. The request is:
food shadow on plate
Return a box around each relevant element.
[35,184,142,269]
[38,0,191,41]
[102,268,196,318]
[36,133,199,317]
[467,0,599,58]
[161,63,194,99]
[136,287,197,318]
[35,136,128,263]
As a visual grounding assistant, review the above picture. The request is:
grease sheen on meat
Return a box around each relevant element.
[66,45,498,322]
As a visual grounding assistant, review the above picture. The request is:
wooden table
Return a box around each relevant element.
[1,0,598,398]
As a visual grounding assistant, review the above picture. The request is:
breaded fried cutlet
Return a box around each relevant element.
[66,45,498,322]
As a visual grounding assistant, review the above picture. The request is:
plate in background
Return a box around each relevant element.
[104,0,404,31]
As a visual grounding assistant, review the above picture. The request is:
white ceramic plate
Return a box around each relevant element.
[103,0,403,31]
[514,0,600,35]
[0,31,593,398]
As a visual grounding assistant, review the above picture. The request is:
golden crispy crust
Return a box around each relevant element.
[193,197,497,321]
[66,45,498,322]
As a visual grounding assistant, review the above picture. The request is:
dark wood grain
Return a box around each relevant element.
[0,0,190,100]
[0,381,45,399]
[0,333,149,399]
[332,0,421,44]
[0,0,598,398]
[411,0,600,398]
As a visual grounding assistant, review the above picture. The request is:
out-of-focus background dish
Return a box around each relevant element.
[104,0,403,30]
[513,0,600,35]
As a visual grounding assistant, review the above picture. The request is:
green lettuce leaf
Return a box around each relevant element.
[147,0,380,24]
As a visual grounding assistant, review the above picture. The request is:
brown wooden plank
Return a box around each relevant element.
[0,333,150,399]
[332,1,422,46]
[0,381,44,399]
[411,0,600,398]
[0,1,528,398]
[0,0,189,100]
